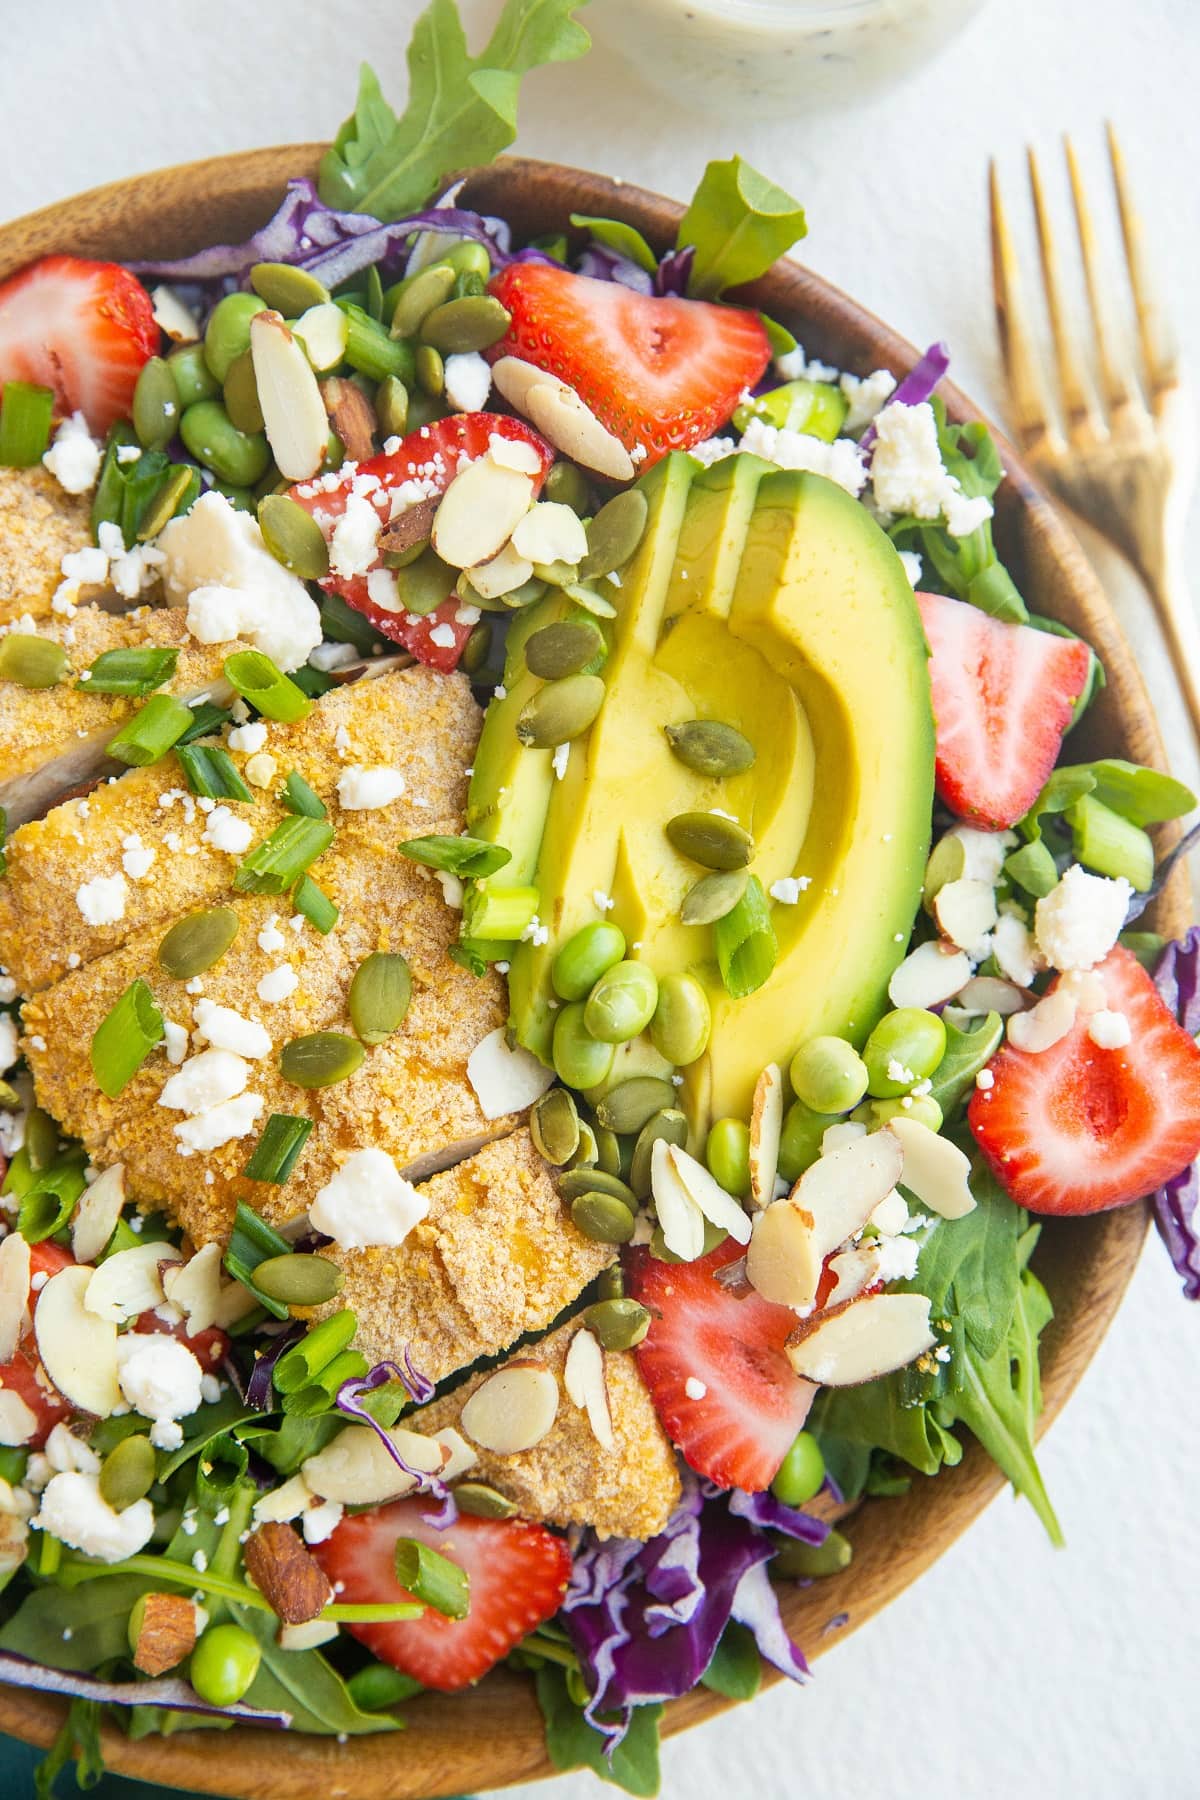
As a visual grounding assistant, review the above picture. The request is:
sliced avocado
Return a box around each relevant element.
[733,379,848,440]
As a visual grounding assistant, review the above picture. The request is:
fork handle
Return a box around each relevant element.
[1146,543,1200,751]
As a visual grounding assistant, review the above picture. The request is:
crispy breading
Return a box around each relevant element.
[314,1130,613,1385]
[0,667,480,993]
[0,465,92,625]
[0,605,248,827]
[414,1320,681,1541]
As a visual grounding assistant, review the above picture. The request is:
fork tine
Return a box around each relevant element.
[988,159,1055,453]
[1026,145,1099,438]
[1064,134,1133,414]
[1107,120,1178,397]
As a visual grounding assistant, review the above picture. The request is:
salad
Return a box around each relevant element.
[0,4,1198,1795]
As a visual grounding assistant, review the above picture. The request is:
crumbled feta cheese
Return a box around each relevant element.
[202,805,253,855]
[687,436,738,468]
[33,1471,154,1562]
[1088,1008,1132,1050]
[362,567,401,613]
[159,1048,249,1115]
[75,873,127,926]
[257,915,286,954]
[309,1149,429,1251]
[336,765,406,810]
[992,913,1042,988]
[840,368,897,435]
[886,1057,917,1087]
[552,742,570,781]
[192,999,271,1059]
[244,752,277,789]
[774,344,841,384]
[328,492,381,580]
[897,549,923,588]
[310,639,362,672]
[466,1027,555,1120]
[115,1332,204,1451]
[684,1377,708,1401]
[1034,865,1132,972]
[174,1092,263,1154]
[42,413,101,495]
[44,1425,101,1475]
[869,402,994,538]
[257,964,298,1004]
[0,1015,18,1076]
[875,1234,920,1285]
[592,889,615,913]
[301,1497,344,1545]
[769,876,811,904]
[737,416,867,496]
[975,1067,995,1091]
[61,545,109,586]
[427,622,457,650]
[227,721,268,754]
[520,913,549,947]
[161,492,322,670]
[443,351,492,414]
[435,871,463,910]
[120,833,155,881]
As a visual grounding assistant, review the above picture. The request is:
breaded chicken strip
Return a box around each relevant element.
[0,465,92,625]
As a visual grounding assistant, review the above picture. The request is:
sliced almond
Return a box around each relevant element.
[132,1592,200,1676]
[667,1144,752,1245]
[432,1427,477,1483]
[564,1327,614,1452]
[955,974,1028,1016]
[460,1361,559,1454]
[511,501,588,568]
[745,1196,824,1309]
[35,1266,121,1417]
[888,939,973,1010]
[294,302,349,372]
[161,1242,220,1334]
[991,914,1043,988]
[869,1188,909,1236]
[83,1242,183,1325]
[0,1391,38,1448]
[150,285,200,344]
[787,1291,935,1386]
[491,356,557,413]
[0,1232,31,1364]
[252,1473,313,1525]
[319,375,377,464]
[243,1520,333,1625]
[934,878,998,957]
[948,825,1016,884]
[649,1137,705,1261]
[302,1424,445,1506]
[377,496,438,560]
[1058,969,1107,1014]
[746,1129,904,1310]
[70,1163,126,1266]
[250,310,329,482]
[748,1061,784,1209]
[279,1617,340,1651]
[467,537,535,600]
[1007,988,1077,1053]
[890,1116,976,1219]
[524,381,636,481]
[432,454,536,570]
[824,1242,887,1309]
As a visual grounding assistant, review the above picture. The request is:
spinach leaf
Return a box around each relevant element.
[928,1012,1003,1122]
[677,156,807,300]
[0,1575,149,1671]
[811,1372,963,1478]
[227,1603,399,1736]
[156,1390,262,1481]
[536,1666,663,1796]
[701,1621,761,1701]
[570,213,658,273]
[319,0,591,220]
[1019,758,1195,843]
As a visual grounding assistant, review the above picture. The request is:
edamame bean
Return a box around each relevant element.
[862,1008,948,1099]
[649,972,711,1067]
[203,291,268,383]
[552,1002,615,1090]
[132,356,180,450]
[585,961,659,1045]
[168,342,220,407]
[869,1094,944,1132]
[770,1528,851,1581]
[553,922,626,1002]
[190,1623,263,1706]
[789,1036,869,1115]
[777,1100,835,1183]
[706,1117,751,1197]
[770,1431,825,1508]
[180,400,270,487]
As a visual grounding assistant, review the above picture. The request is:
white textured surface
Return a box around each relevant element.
[3,2,1200,1794]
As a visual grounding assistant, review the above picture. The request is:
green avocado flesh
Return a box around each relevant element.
[468,449,935,1128]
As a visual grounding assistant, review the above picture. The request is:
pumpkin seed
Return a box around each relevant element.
[530,1087,580,1166]
[562,581,617,619]
[516,674,605,748]
[567,1119,599,1169]
[132,355,180,450]
[375,375,409,439]
[389,264,457,341]
[681,868,749,924]
[250,262,330,316]
[224,349,264,434]
[571,1191,635,1244]
[543,460,591,515]
[595,1263,625,1302]
[258,493,330,580]
[596,1077,678,1135]
[252,1252,344,1306]
[665,720,755,778]
[24,1107,59,1172]
[0,633,67,688]
[454,1481,518,1520]
[593,1124,623,1177]
[415,344,445,398]
[498,576,549,611]
[650,1216,727,1264]
[137,465,195,541]
[157,907,240,980]
[666,811,754,871]
[419,294,511,354]
[98,1434,156,1512]
[583,1296,651,1351]
[529,559,578,589]
[579,489,649,579]
[460,620,493,675]
[557,1167,637,1207]
[348,952,413,1047]
[280,1031,365,1088]
[629,1108,689,1200]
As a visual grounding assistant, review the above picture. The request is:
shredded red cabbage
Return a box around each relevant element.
[1153,928,1200,1297]
[654,245,695,297]
[335,1355,456,1526]
[859,341,951,452]
[576,244,653,293]
[0,1651,292,1728]
[244,1321,304,1411]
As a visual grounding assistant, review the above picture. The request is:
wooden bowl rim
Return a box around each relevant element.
[0,146,1184,1799]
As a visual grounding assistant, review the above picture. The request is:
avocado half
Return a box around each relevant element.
[472,449,935,1129]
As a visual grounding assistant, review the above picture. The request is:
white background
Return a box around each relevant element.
[3,2,1199,1797]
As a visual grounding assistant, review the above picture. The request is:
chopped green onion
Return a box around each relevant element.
[0,633,68,689]
[224,651,313,724]
[448,938,510,978]
[106,694,195,767]
[17,1158,87,1244]
[232,817,334,895]
[273,1310,358,1395]
[337,301,414,383]
[290,665,336,699]
[24,1107,59,1171]
[713,875,778,998]
[281,1350,368,1415]
[78,647,179,697]
[223,1198,294,1320]
[1066,793,1155,891]
[176,743,255,803]
[393,1538,470,1619]
[398,835,512,878]
[461,884,539,942]
[0,382,54,467]
[281,772,327,819]
[292,873,338,933]
[243,1114,313,1185]
[90,978,164,1097]
[319,592,385,656]
[177,702,232,745]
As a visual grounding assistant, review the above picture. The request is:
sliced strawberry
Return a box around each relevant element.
[132,1311,229,1372]
[626,1239,816,1492]
[311,1496,571,1691]
[487,263,771,467]
[0,256,157,434]
[290,412,553,671]
[969,946,1200,1214]
[0,1239,76,1447]
[917,590,1092,829]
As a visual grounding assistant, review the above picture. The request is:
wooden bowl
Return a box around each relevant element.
[0,149,1185,1800]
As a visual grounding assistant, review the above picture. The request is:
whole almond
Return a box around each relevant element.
[320,376,377,465]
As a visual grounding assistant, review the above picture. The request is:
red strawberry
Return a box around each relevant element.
[626,1239,816,1492]
[487,263,771,467]
[917,590,1091,829]
[0,1240,76,1447]
[311,1496,571,1691]
[132,1311,229,1372]
[969,946,1200,1214]
[290,413,553,673]
[0,256,157,434]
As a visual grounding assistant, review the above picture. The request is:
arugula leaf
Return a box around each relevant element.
[228,1603,400,1735]
[570,214,658,273]
[319,0,591,221]
[701,1621,761,1701]
[536,1666,663,1796]
[677,156,807,300]
[1019,758,1195,844]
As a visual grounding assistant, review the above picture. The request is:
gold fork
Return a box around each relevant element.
[989,124,1200,740]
